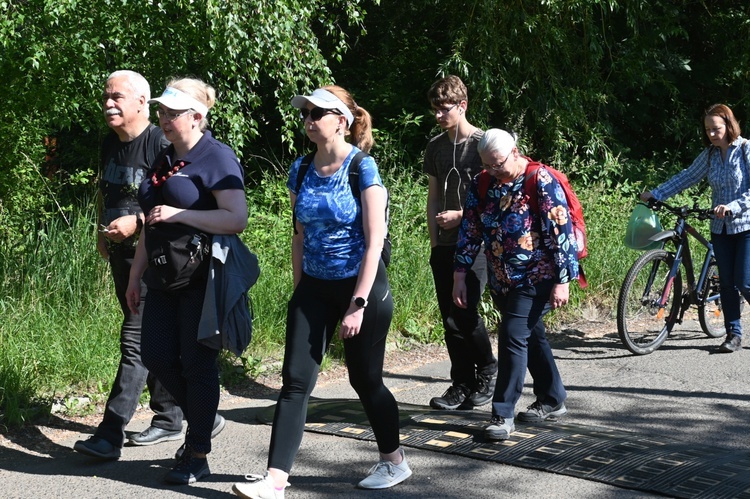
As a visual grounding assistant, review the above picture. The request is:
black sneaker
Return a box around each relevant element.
[174,414,225,460]
[429,384,471,410]
[73,436,121,460]
[517,400,567,422]
[468,372,496,407]
[165,446,210,485]
[719,334,742,353]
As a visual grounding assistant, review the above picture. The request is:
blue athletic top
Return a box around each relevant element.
[287,146,383,280]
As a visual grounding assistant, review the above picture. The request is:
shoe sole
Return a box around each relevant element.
[719,345,741,353]
[212,415,226,438]
[128,431,184,446]
[517,409,567,423]
[165,466,210,485]
[357,468,413,489]
[429,399,473,410]
[468,394,493,407]
[73,442,121,460]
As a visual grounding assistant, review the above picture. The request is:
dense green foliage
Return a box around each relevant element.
[2,170,679,426]
[0,0,745,425]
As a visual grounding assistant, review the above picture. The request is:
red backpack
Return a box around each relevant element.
[477,160,588,287]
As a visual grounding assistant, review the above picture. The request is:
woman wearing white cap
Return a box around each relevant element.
[233,85,410,498]
[453,129,579,442]
[126,77,247,485]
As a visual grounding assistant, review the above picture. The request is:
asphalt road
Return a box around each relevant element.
[1,317,748,498]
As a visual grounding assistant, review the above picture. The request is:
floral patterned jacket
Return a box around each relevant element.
[455,161,580,297]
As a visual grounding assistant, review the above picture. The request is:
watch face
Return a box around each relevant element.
[354,297,366,307]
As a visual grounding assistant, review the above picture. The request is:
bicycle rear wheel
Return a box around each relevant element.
[698,260,728,338]
[617,250,682,355]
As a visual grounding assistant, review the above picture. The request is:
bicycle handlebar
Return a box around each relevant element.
[647,199,716,221]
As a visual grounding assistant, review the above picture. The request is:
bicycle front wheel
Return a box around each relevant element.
[698,260,727,338]
[617,250,682,355]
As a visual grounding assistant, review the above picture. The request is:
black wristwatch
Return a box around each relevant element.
[352,296,368,308]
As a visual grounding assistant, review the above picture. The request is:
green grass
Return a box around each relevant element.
[0,158,714,428]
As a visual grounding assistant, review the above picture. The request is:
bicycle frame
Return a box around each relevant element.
[646,207,715,327]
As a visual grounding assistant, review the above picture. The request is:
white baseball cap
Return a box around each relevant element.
[291,88,354,127]
[148,87,209,117]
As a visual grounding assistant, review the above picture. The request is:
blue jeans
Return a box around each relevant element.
[491,281,566,419]
[711,229,750,338]
[429,245,496,386]
[95,246,182,448]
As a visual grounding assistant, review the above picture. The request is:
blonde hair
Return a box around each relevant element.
[167,77,216,131]
[323,85,374,153]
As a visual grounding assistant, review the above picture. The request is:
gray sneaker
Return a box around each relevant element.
[517,401,567,422]
[484,415,514,441]
[357,448,412,489]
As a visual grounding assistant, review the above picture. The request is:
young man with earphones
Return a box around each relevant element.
[423,75,497,410]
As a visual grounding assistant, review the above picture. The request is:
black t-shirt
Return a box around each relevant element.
[137,130,244,214]
[100,124,169,226]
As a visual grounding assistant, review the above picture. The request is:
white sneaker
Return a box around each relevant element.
[357,448,412,489]
[232,472,288,499]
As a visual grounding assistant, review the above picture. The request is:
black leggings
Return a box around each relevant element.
[268,261,397,473]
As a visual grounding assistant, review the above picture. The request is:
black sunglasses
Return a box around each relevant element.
[300,107,342,121]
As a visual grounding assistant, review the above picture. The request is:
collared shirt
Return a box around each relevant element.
[455,163,580,297]
[652,137,750,234]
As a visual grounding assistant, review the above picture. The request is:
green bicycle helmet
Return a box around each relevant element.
[624,202,663,250]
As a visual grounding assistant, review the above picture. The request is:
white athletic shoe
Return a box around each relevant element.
[357,448,412,489]
[232,472,288,499]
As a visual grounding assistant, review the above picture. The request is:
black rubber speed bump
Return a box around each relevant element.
[257,398,750,498]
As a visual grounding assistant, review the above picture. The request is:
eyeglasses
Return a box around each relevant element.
[156,108,193,122]
[485,156,510,171]
[432,103,458,116]
[300,107,342,121]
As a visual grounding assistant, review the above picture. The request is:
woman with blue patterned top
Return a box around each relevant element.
[453,128,579,442]
[642,103,750,354]
[232,86,410,499]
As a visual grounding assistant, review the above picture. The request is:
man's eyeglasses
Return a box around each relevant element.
[300,107,342,121]
[156,108,193,122]
[432,103,458,116]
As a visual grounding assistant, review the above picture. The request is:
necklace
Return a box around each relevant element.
[151,157,186,187]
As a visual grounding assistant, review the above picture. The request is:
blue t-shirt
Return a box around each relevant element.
[287,146,383,280]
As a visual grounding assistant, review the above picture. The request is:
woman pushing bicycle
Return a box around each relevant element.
[641,103,750,353]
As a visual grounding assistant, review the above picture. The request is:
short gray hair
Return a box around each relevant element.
[107,70,151,101]
[477,128,518,157]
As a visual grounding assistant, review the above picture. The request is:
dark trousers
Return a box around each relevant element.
[429,245,496,386]
[95,248,182,448]
[712,229,750,337]
[268,262,398,473]
[491,281,566,419]
[141,285,218,454]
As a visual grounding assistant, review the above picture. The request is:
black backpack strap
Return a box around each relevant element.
[292,152,315,235]
[347,151,369,198]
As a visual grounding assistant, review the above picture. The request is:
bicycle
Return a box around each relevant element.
[617,200,728,355]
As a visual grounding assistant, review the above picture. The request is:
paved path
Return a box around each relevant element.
[1,319,748,498]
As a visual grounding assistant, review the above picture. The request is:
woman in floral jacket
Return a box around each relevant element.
[452,128,579,441]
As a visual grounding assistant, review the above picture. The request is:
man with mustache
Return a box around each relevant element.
[73,70,186,459]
